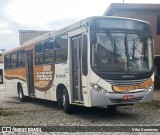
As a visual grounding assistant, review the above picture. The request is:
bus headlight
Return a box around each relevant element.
[91,84,107,95]
[146,85,154,92]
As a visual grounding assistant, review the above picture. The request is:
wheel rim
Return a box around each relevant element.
[62,94,65,107]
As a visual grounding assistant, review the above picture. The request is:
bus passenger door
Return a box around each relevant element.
[71,36,83,103]
[26,50,35,96]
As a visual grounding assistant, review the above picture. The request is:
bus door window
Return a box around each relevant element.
[71,36,83,102]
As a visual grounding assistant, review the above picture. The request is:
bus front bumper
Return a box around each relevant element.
[90,86,154,107]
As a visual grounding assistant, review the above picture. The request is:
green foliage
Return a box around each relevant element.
[0,108,19,116]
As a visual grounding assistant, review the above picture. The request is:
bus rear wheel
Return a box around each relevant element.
[18,85,26,102]
[62,88,73,114]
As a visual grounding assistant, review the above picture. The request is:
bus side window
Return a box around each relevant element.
[4,54,11,69]
[17,50,25,68]
[82,34,88,76]
[35,42,44,65]
[44,39,55,64]
[10,52,17,68]
[55,35,68,63]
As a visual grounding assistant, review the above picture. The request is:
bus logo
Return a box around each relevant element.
[122,75,135,78]
[2,127,12,133]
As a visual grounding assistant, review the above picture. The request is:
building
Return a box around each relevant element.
[103,3,160,88]
[0,55,4,84]
[19,30,50,45]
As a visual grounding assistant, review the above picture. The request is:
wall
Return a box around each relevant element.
[19,30,50,45]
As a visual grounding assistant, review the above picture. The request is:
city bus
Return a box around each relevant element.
[4,16,154,113]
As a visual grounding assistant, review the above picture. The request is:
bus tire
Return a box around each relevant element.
[18,85,26,102]
[62,88,73,114]
[57,92,63,108]
[57,85,65,108]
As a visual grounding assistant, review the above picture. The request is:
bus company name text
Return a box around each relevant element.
[2,127,42,133]
[36,71,53,81]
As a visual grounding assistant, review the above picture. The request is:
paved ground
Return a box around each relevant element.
[0,85,160,134]
[153,90,160,105]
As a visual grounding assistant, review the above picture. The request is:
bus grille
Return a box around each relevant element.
[106,79,147,86]
[109,97,144,103]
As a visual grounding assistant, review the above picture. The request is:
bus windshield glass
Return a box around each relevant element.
[91,31,153,74]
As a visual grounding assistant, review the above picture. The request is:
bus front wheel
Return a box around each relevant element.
[18,85,26,102]
[62,88,73,114]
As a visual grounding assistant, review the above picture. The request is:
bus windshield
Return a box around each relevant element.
[91,31,153,74]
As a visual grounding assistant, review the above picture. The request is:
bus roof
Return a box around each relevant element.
[5,16,150,54]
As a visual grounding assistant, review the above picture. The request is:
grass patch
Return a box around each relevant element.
[134,103,160,110]
[0,108,20,116]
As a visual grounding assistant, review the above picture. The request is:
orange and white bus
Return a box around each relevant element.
[4,16,154,113]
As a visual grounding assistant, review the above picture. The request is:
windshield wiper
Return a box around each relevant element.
[124,34,129,74]
[105,29,114,48]
[132,38,136,59]
[135,31,144,49]
[105,29,117,61]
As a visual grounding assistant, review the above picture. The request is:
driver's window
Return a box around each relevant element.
[96,33,113,65]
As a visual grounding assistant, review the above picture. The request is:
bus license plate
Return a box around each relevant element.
[123,95,134,100]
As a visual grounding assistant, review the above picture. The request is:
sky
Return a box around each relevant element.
[0,0,160,52]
